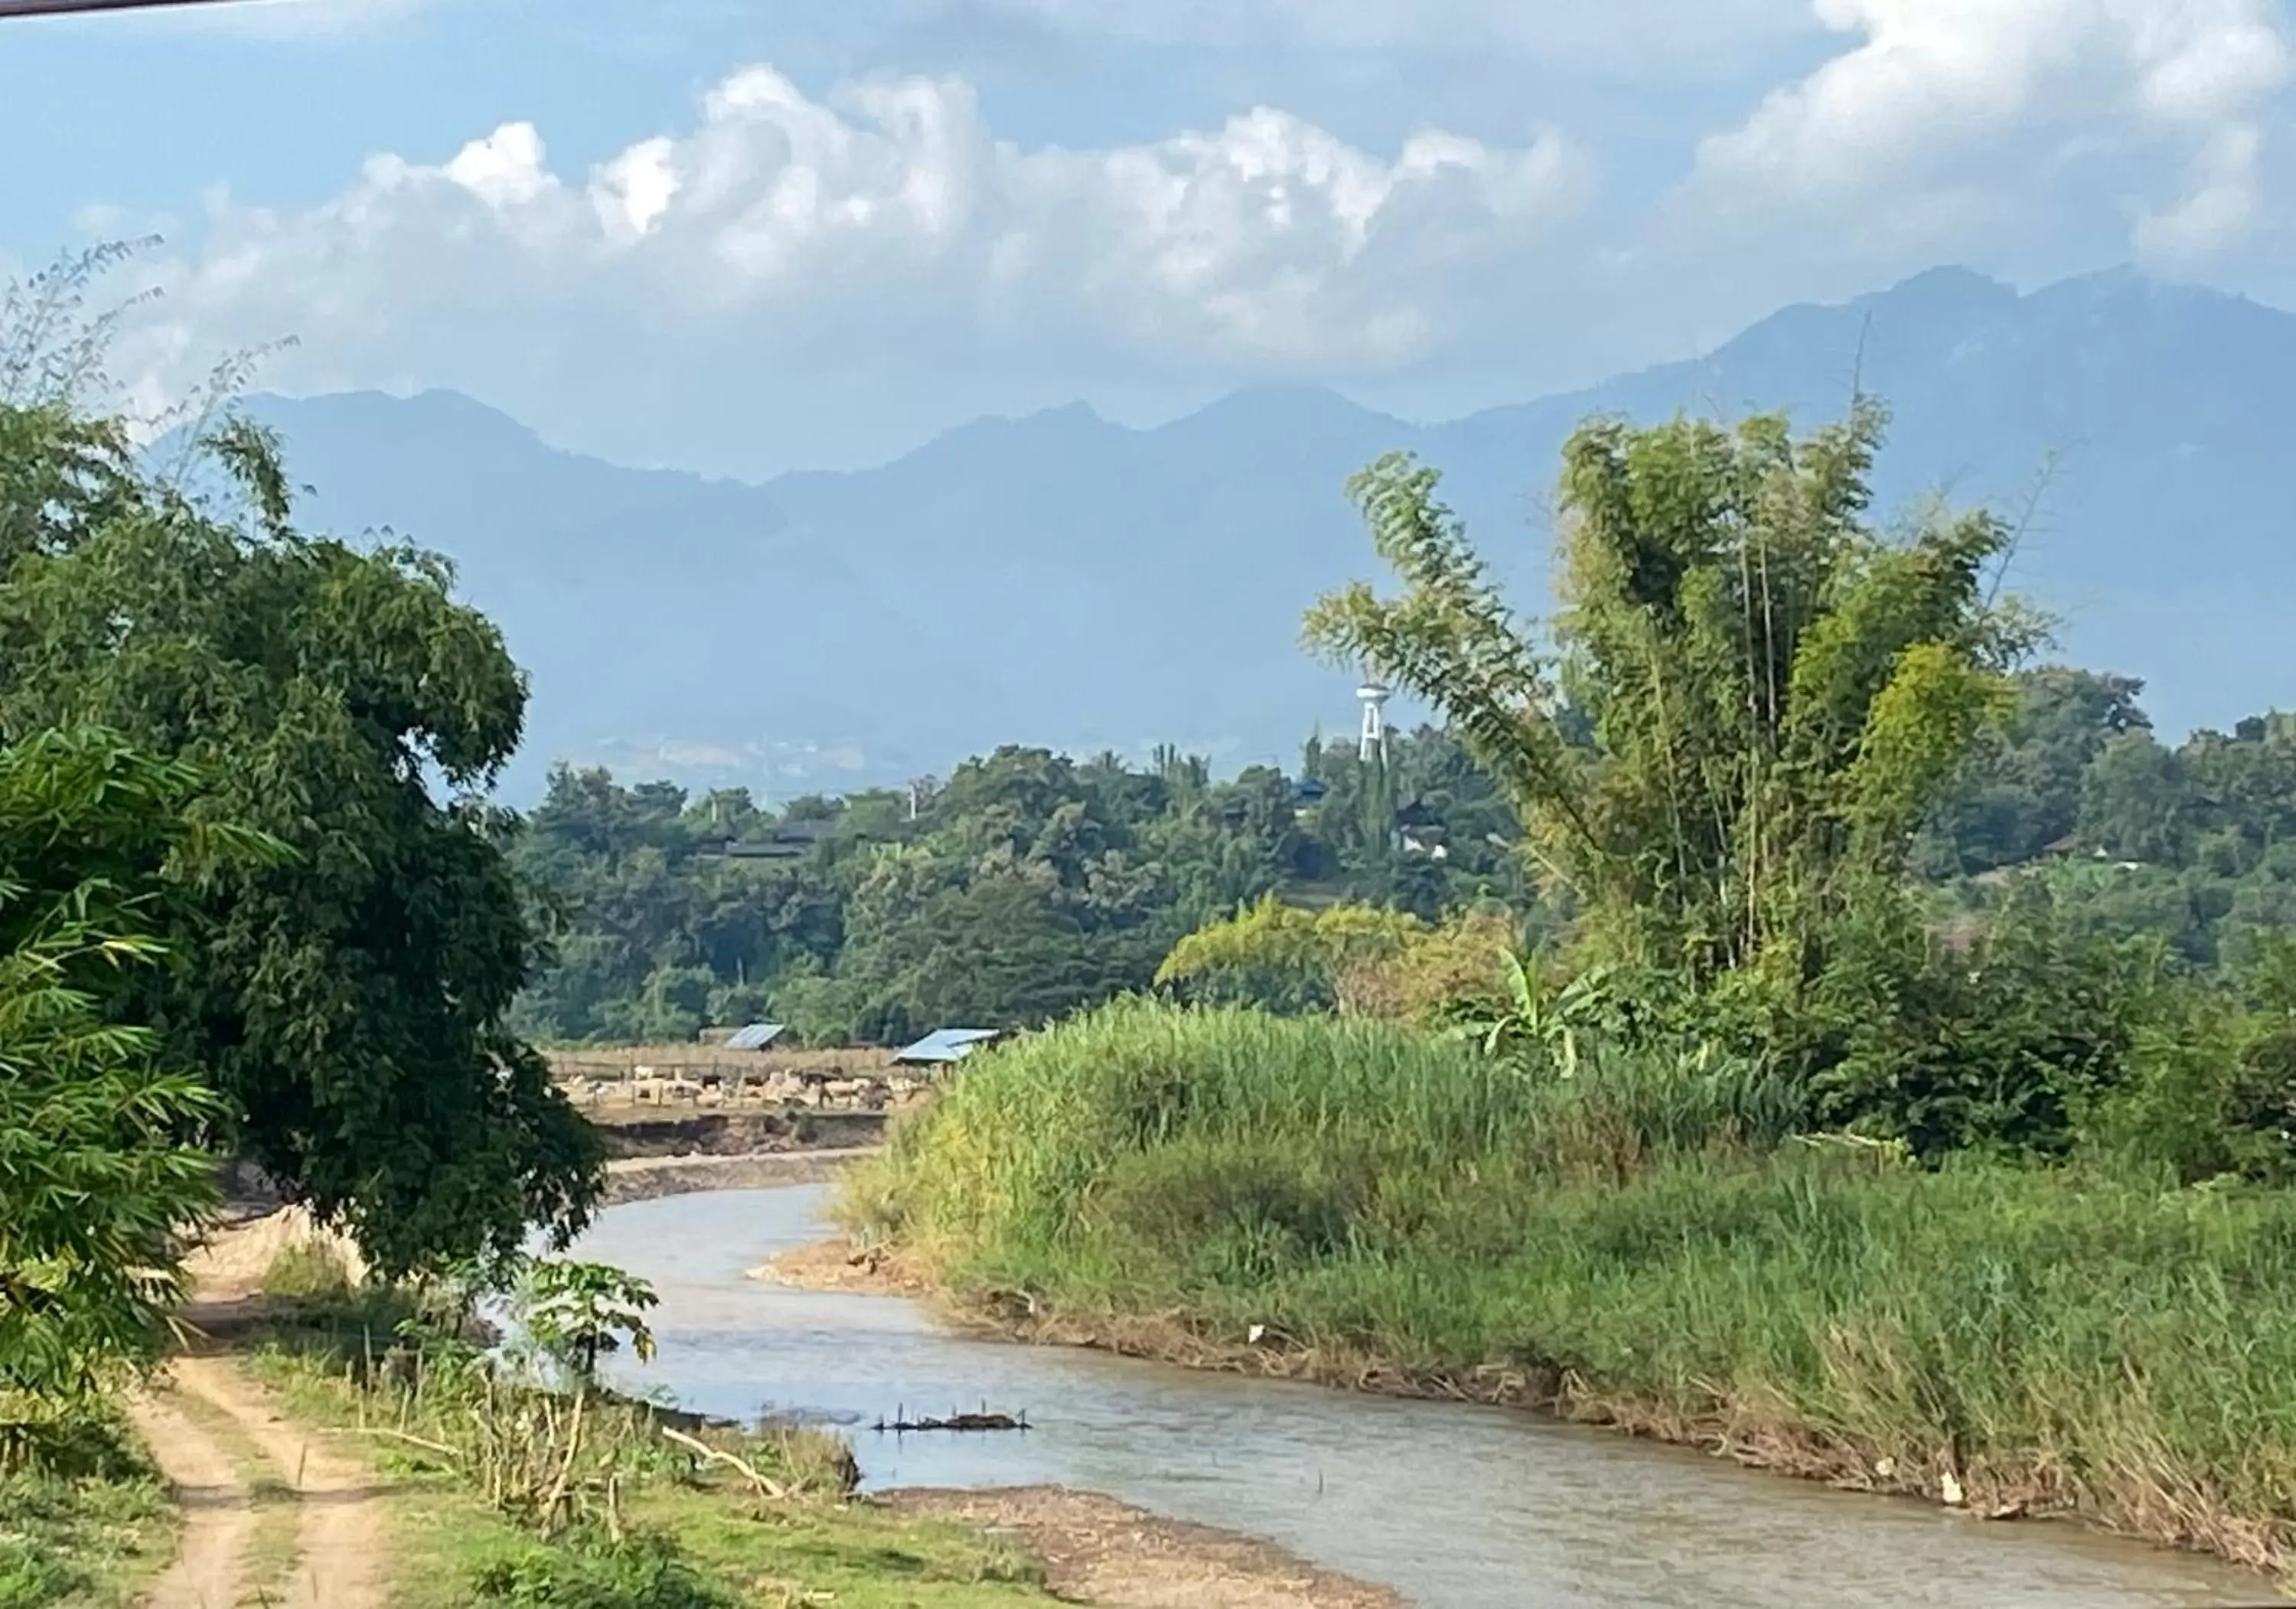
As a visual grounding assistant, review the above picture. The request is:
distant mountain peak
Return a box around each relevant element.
[1867,264,2017,302]
[252,384,522,428]
[233,259,2293,799]
[1158,381,1398,442]
[889,397,1115,466]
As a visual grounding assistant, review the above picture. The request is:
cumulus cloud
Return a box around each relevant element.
[1686,0,2292,267]
[106,62,1592,445]
[70,3,2296,472]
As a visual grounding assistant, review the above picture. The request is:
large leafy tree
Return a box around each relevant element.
[1154,893,1432,1014]
[1,266,599,1274]
[1,729,227,1444]
[1308,402,2034,987]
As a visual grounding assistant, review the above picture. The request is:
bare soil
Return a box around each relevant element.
[122,1209,395,1608]
[121,1384,251,1609]
[589,1106,888,1155]
[751,1232,936,1297]
[178,1204,365,1302]
[885,1487,1406,1609]
[604,1145,882,1203]
[126,1355,389,1609]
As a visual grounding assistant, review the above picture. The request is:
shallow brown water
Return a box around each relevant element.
[576,1186,2279,1609]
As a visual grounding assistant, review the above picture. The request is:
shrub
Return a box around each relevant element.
[471,1529,732,1609]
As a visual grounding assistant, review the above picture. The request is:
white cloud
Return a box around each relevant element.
[443,122,556,209]
[1687,0,2292,266]
[106,62,1593,430]
[61,7,2296,472]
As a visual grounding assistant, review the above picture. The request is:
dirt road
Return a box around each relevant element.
[126,1354,389,1609]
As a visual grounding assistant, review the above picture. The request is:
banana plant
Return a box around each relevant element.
[1446,948,1616,1078]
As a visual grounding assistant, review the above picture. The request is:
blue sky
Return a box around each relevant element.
[5,0,2291,475]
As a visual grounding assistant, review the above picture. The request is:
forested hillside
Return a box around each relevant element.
[1927,673,2296,968]
[511,662,2294,1046]
[508,729,1523,1045]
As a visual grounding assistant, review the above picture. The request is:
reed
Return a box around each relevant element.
[857,1000,2296,1578]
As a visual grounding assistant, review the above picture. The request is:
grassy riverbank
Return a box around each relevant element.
[846,1000,2296,1579]
[0,1428,174,1609]
[235,1283,1060,1609]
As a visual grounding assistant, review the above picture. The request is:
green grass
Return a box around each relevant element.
[856,998,2296,1576]
[0,1423,176,1609]
[243,1325,1057,1609]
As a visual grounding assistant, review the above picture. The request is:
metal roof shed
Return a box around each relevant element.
[723,1022,788,1051]
[893,1028,1000,1066]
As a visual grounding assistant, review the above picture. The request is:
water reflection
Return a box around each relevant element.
[577,1187,2273,1609]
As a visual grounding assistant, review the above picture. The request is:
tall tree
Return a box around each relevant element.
[1,284,598,1273]
[1307,403,2033,986]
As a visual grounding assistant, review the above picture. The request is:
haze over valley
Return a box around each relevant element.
[246,263,2294,800]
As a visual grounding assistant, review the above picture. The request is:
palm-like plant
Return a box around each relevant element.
[511,1258,660,1384]
[1446,948,1617,1078]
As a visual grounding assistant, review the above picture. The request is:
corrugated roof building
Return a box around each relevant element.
[722,1022,788,1051]
[893,1027,1000,1066]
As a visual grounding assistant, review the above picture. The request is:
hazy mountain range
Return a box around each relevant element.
[240,264,2294,803]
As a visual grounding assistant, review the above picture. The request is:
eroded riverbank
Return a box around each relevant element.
[582,1185,2275,1609]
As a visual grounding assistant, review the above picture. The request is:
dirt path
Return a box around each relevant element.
[122,1386,253,1609]
[127,1355,389,1609]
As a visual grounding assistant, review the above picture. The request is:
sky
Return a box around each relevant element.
[4,0,2292,476]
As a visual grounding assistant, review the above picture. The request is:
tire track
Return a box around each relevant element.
[122,1385,254,1609]
[129,1357,390,1609]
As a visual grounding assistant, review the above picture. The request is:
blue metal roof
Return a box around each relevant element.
[723,1022,788,1051]
[893,1027,1000,1064]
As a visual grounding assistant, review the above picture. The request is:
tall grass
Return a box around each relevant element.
[856,1000,2296,1575]
[848,1000,1798,1254]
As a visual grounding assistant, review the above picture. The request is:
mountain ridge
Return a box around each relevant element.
[240,264,2294,801]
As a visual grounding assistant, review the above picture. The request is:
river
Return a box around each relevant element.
[576,1186,2276,1609]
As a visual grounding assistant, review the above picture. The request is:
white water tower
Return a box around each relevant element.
[1356,674,1391,763]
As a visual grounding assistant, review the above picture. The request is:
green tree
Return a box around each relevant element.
[1307,403,2030,988]
[1155,894,1430,1014]
[504,736,1521,1046]
[0,729,229,1448]
[2078,730,2190,865]
[1,269,599,1275]
[1916,667,2151,873]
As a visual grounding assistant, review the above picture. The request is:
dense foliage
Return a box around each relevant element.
[508,731,1522,1046]
[1309,400,2033,983]
[0,730,225,1452]
[1291,406,2294,1167]
[1923,672,2296,970]
[1,253,599,1277]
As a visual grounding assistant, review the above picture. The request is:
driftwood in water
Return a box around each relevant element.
[873,1402,1029,1434]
